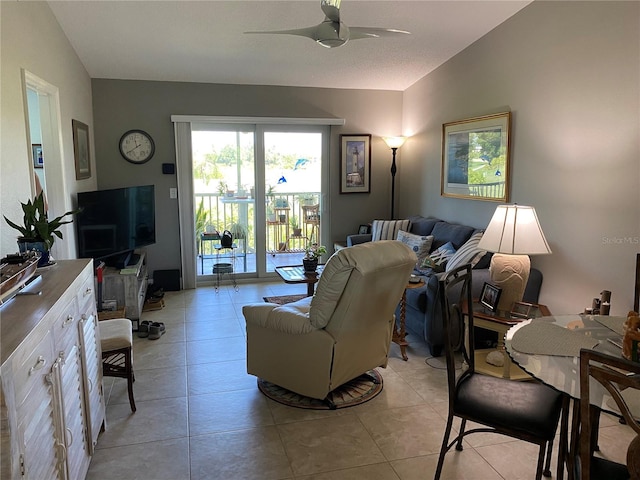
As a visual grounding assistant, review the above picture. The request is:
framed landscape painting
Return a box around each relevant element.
[340,134,371,194]
[441,112,511,202]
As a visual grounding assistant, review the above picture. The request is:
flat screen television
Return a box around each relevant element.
[76,185,155,267]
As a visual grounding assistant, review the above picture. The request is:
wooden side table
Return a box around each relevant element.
[275,265,324,296]
[465,301,551,380]
[394,280,424,361]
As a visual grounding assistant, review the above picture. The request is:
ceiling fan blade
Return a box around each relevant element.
[321,0,341,23]
[245,26,319,40]
[348,27,411,40]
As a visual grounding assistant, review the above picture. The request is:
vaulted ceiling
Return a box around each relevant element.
[48,1,531,91]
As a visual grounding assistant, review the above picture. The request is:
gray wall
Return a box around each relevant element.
[1,1,97,257]
[91,80,403,273]
[401,1,640,315]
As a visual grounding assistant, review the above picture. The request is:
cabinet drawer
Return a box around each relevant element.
[77,274,96,312]
[12,332,55,405]
[52,295,80,353]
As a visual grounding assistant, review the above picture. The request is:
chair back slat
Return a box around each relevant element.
[440,264,474,398]
[579,348,640,480]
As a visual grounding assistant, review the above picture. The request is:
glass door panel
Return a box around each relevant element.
[192,127,256,278]
[264,131,322,272]
[189,123,327,281]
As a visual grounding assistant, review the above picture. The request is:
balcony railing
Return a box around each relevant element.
[194,191,320,259]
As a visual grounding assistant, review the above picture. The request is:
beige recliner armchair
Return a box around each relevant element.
[243,240,416,403]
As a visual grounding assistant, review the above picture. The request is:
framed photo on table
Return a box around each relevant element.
[441,112,511,202]
[510,301,535,319]
[358,224,371,235]
[480,282,502,312]
[340,134,371,194]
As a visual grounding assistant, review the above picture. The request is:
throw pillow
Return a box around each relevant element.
[420,242,456,272]
[396,231,433,264]
[446,231,487,272]
[370,219,411,241]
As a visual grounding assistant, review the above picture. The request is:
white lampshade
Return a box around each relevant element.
[383,136,407,149]
[478,204,552,255]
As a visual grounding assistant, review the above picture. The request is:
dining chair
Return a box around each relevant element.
[99,318,136,412]
[577,348,640,480]
[434,264,567,480]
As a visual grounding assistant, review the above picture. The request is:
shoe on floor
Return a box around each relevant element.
[138,320,151,338]
[148,322,166,340]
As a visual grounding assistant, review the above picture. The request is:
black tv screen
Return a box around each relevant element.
[76,185,155,264]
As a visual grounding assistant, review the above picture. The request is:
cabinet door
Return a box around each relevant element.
[78,314,105,453]
[14,335,60,480]
[57,346,90,480]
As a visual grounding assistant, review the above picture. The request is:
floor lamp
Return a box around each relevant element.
[477,204,552,312]
[383,136,407,219]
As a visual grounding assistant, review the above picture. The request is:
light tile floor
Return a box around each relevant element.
[88,282,633,480]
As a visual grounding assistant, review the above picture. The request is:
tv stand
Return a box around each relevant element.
[102,250,148,322]
[105,250,136,270]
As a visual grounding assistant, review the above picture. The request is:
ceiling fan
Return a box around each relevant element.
[245,0,410,48]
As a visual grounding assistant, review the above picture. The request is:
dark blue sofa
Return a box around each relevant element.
[346,215,543,356]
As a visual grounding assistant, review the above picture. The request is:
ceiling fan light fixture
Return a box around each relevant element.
[316,21,349,48]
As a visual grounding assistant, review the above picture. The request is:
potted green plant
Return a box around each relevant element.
[4,192,79,266]
[303,242,327,273]
[195,201,209,254]
[290,216,302,237]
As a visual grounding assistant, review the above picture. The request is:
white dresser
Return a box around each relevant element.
[0,259,106,480]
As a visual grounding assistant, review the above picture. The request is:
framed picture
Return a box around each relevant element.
[441,112,511,202]
[72,119,91,180]
[32,144,44,168]
[340,134,371,194]
[480,282,502,312]
[358,224,371,235]
[510,301,535,319]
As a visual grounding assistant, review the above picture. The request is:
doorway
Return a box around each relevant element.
[191,124,327,282]
[22,70,70,260]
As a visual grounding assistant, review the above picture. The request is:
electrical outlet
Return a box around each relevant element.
[169,188,177,199]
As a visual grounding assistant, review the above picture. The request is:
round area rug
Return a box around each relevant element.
[257,370,383,410]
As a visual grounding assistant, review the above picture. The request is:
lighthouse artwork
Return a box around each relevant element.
[340,134,371,194]
[348,143,363,187]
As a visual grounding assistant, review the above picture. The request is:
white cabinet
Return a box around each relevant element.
[0,260,106,480]
[102,251,148,320]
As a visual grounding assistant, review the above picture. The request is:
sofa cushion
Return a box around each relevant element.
[430,222,476,250]
[407,216,441,236]
[396,231,434,264]
[446,231,487,272]
[371,219,411,241]
[420,242,456,272]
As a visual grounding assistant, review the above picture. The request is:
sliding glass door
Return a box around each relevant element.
[191,123,327,281]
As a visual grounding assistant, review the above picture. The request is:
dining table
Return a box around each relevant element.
[505,314,639,479]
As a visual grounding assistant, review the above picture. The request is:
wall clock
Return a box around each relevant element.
[119,129,155,164]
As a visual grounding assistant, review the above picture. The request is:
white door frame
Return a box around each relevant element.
[21,69,71,260]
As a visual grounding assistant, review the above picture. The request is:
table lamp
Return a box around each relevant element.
[477,204,552,312]
[382,136,407,219]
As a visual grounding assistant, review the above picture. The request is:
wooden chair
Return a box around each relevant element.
[99,318,136,412]
[577,349,640,480]
[302,204,320,244]
[435,264,567,480]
